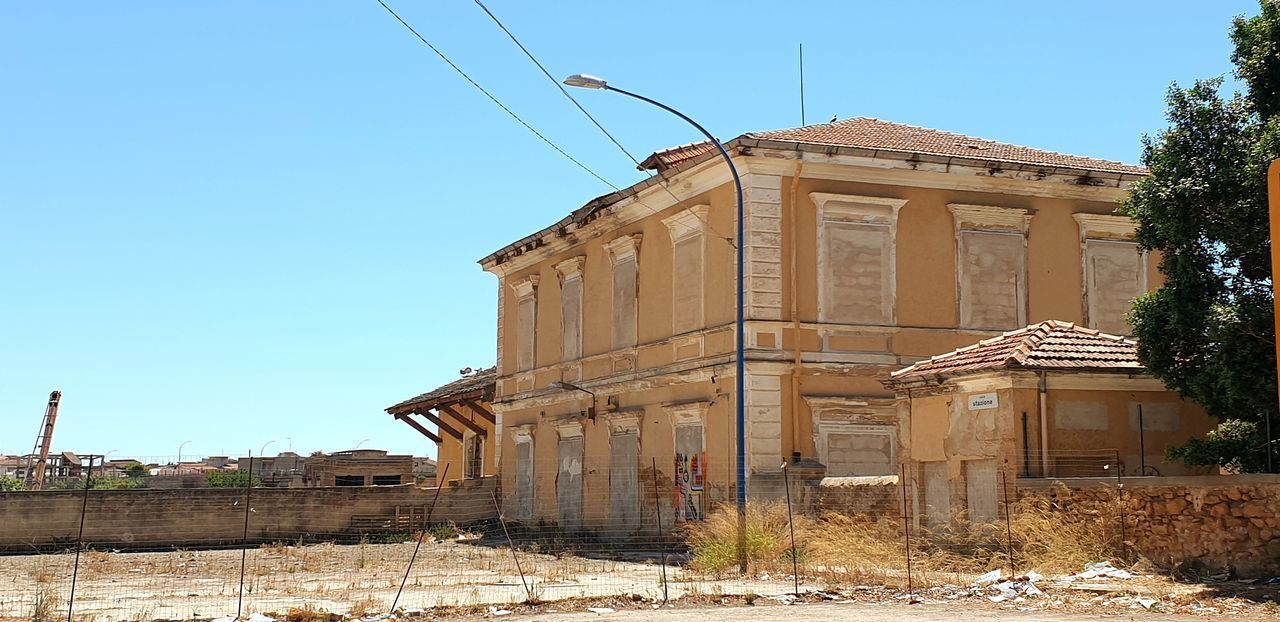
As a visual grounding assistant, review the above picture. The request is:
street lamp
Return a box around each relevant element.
[564,73,748,560]
[355,438,371,450]
[177,440,191,466]
[550,380,598,419]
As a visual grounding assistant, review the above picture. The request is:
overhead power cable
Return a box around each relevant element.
[471,0,737,249]
[373,0,617,190]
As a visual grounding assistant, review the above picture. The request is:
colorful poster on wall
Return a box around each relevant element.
[675,452,705,521]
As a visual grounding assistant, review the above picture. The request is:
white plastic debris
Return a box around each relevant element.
[769,594,798,604]
[488,607,512,616]
[1067,561,1134,582]
[1137,597,1157,609]
[247,614,275,622]
[974,569,1003,585]
[587,607,615,614]
[212,617,235,622]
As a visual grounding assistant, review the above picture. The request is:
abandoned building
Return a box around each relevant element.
[386,368,498,486]
[388,117,1206,532]
[302,449,416,487]
[882,320,1214,525]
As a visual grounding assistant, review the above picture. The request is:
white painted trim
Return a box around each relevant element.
[603,411,642,436]
[948,203,1034,233]
[661,204,710,242]
[553,256,585,281]
[509,424,535,442]
[814,193,906,325]
[668,401,711,426]
[554,420,584,439]
[604,234,643,264]
[1073,213,1137,240]
[509,275,540,298]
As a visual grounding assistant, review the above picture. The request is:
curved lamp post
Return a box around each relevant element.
[564,74,747,560]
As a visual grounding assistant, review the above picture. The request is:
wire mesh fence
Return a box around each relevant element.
[0,452,1165,621]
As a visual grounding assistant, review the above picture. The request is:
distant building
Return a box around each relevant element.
[304,449,414,487]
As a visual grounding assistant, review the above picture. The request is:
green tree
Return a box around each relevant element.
[1122,0,1280,472]
[206,470,259,488]
[0,476,25,492]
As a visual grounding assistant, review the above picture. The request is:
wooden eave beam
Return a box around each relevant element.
[461,399,496,425]
[439,404,487,436]
[418,411,464,440]
[394,414,442,444]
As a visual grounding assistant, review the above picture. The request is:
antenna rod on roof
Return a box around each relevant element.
[799,43,806,126]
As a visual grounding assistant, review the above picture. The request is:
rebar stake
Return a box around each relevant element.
[492,492,532,602]
[392,463,450,613]
[236,452,253,620]
[651,457,669,604]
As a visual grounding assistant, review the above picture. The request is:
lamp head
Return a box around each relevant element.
[563,74,607,89]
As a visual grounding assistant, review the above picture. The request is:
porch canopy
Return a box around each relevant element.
[385,368,496,444]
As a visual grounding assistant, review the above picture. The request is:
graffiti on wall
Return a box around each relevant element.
[675,452,705,521]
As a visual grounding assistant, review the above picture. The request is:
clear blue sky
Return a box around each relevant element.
[0,1,1258,460]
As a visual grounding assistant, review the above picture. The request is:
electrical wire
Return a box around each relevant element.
[374,0,618,191]
[471,0,737,248]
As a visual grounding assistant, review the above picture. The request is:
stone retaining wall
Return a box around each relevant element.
[1017,474,1280,577]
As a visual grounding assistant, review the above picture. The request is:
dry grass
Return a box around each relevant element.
[284,605,331,622]
[684,497,1125,585]
[29,583,60,622]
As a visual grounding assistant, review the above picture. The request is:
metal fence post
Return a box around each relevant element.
[1001,470,1015,577]
[781,461,799,596]
[391,463,450,612]
[651,457,669,604]
[236,452,253,620]
[899,463,913,598]
[492,492,532,602]
[66,455,97,622]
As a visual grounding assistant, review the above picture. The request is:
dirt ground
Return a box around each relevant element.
[1,539,1278,621]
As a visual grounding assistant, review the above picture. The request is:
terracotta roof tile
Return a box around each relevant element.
[386,367,495,414]
[749,118,1145,174]
[889,321,1142,381]
[637,118,1145,176]
[637,140,717,172]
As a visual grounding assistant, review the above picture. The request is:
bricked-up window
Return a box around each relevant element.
[510,276,539,371]
[605,234,642,349]
[663,206,708,335]
[554,257,585,361]
[511,429,534,519]
[811,193,907,325]
[949,204,1032,331]
[1074,214,1145,335]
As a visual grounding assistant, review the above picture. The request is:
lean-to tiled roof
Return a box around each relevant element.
[889,321,1142,382]
[386,367,495,414]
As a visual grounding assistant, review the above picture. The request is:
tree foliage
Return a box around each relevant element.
[206,470,259,488]
[1122,0,1280,472]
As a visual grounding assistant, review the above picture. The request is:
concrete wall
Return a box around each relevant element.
[0,477,496,551]
[1018,475,1280,577]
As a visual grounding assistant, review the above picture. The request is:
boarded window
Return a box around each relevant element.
[818,424,895,477]
[821,222,892,324]
[557,436,584,530]
[516,292,537,371]
[958,231,1025,330]
[1084,239,1144,335]
[513,436,533,520]
[964,459,998,523]
[672,234,704,334]
[608,432,639,533]
[561,276,583,360]
[612,256,638,348]
[921,461,951,527]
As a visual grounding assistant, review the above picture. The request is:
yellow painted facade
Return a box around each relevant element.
[480,142,1160,529]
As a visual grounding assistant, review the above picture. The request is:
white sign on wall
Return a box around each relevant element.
[968,392,998,411]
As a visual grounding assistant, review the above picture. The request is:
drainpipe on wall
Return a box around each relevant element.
[788,161,805,462]
[1038,371,1049,477]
